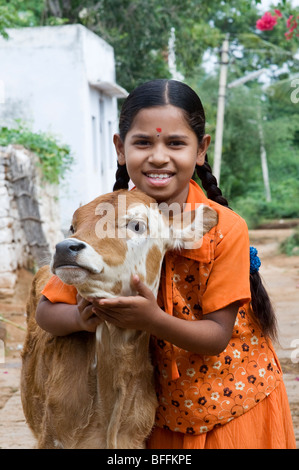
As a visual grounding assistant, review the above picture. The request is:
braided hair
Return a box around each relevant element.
[194,157,229,208]
[113,162,130,191]
[113,79,277,342]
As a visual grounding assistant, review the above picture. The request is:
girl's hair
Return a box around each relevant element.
[113,79,277,342]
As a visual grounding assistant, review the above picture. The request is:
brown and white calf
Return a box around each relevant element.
[21,189,217,449]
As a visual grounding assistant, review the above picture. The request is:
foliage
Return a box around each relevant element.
[190,71,299,228]
[70,0,299,91]
[0,121,73,184]
[1,1,297,91]
[0,0,271,93]
[256,6,299,41]
[221,82,299,227]
[0,0,43,38]
[0,0,67,38]
[280,226,299,256]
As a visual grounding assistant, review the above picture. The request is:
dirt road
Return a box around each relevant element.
[0,228,298,449]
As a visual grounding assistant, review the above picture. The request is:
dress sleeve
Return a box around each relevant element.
[201,216,251,315]
[41,275,78,304]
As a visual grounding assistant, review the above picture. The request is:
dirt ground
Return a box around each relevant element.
[0,227,298,449]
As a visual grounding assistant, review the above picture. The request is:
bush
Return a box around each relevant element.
[230,194,266,228]
[280,226,299,256]
[0,121,73,184]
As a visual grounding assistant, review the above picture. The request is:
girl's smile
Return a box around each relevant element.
[143,171,174,187]
[114,105,210,208]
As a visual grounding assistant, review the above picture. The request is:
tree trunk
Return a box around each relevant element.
[8,152,51,268]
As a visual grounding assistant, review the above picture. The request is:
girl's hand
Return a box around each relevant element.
[87,276,239,355]
[89,276,161,331]
[76,294,103,333]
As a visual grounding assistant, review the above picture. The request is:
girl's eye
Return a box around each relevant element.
[127,220,147,235]
[135,140,151,146]
[169,141,185,147]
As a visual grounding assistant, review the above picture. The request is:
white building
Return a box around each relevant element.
[0,25,128,230]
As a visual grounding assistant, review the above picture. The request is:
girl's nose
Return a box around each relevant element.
[148,145,170,165]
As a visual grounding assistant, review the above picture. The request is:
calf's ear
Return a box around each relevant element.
[168,205,218,250]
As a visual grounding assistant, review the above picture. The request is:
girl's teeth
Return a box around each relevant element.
[147,174,171,179]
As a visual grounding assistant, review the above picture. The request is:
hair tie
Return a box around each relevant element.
[250,246,261,274]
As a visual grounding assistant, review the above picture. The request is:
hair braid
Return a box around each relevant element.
[250,271,278,342]
[113,163,130,191]
[195,155,229,208]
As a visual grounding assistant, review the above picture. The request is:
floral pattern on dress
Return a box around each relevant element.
[151,254,282,435]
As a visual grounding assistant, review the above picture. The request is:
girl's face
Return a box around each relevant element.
[114,105,210,208]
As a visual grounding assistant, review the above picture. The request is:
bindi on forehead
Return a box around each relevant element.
[156,127,162,137]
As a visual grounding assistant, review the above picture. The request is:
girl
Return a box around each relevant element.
[37,79,296,449]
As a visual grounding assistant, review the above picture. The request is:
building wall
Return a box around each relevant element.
[0,25,122,231]
[0,145,62,297]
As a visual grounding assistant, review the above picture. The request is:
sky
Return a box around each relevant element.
[258,0,299,9]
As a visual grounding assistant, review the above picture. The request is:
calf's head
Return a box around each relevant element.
[51,189,217,299]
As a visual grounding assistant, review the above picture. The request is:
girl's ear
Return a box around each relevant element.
[113,133,126,165]
[196,134,211,166]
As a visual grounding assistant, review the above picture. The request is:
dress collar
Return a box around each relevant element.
[131,180,216,263]
[177,180,216,264]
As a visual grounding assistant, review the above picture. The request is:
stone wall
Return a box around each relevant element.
[0,145,63,297]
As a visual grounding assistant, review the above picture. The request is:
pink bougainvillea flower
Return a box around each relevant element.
[286,15,294,28]
[285,31,293,40]
[256,12,278,31]
[256,10,299,40]
[286,15,298,31]
[285,15,299,39]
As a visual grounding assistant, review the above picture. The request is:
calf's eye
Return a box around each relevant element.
[127,220,147,235]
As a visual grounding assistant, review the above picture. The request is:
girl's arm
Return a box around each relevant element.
[36,276,238,354]
[90,276,239,355]
[35,295,102,336]
[148,303,238,355]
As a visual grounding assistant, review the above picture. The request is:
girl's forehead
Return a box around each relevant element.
[130,105,190,133]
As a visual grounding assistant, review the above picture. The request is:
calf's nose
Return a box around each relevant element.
[55,239,86,256]
[53,239,87,269]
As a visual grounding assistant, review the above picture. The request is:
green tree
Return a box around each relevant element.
[0,0,67,38]
[1,0,270,92]
[216,81,299,226]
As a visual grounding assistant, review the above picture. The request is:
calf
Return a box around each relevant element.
[21,189,217,449]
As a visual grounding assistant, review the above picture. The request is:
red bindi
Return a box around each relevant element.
[156,128,162,133]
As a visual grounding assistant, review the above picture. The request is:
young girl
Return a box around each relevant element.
[36,79,296,449]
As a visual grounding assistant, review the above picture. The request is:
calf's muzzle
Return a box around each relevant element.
[53,239,86,269]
